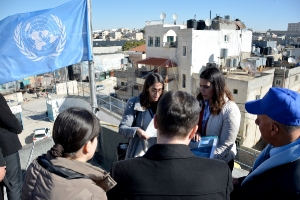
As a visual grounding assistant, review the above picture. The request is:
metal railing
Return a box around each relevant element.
[96,92,126,116]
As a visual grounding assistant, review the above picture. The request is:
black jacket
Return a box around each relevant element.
[108,144,233,200]
[0,94,22,157]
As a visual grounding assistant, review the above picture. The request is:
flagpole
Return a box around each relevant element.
[87,0,97,114]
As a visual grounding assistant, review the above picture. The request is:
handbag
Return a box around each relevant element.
[116,97,139,161]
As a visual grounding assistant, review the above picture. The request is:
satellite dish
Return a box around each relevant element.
[205,18,212,26]
[241,59,257,76]
[172,13,178,25]
[160,12,166,20]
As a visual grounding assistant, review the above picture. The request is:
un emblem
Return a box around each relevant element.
[14,15,66,62]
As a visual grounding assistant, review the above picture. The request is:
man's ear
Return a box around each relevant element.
[188,125,198,140]
[270,122,279,136]
[154,115,158,129]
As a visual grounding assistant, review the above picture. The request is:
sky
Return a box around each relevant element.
[0,0,299,32]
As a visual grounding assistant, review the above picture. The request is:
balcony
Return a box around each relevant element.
[163,41,177,48]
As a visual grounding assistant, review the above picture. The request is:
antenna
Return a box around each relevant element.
[172,13,178,25]
[160,12,166,24]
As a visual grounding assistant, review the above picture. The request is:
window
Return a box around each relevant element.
[121,82,125,86]
[148,37,153,47]
[167,36,174,43]
[275,79,281,86]
[160,67,167,76]
[183,46,186,56]
[295,75,299,82]
[133,85,139,90]
[155,37,160,47]
[182,74,186,88]
[233,89,238,94]
[224,35,229,42]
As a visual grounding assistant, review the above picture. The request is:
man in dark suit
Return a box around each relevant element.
[0,93,23,200]
[108,91,233,200]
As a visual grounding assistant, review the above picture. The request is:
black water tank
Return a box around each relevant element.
[263,47,271,55]
[267,56,274,67]
[187,19,197,29]
[197,20,206,30]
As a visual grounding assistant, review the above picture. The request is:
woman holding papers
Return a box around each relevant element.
[118,73,164,159]
[195,67,241,171]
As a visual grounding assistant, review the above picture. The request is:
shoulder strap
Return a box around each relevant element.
[132,97,139,127]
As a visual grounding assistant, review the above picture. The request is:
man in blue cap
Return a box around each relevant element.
[231,87,300,200]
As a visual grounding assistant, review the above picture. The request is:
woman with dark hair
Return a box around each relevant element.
[22,107,116,200]
[194,67,241,171]
[119,73,164,159]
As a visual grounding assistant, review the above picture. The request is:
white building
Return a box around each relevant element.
[142,22,252,94]
[287,22,300,32]
[109,31,122,40]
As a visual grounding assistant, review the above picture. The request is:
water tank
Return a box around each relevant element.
[263,47,270,55]
[121,58,128,64]
[187,19,197,29]
[220,48,228,58]
[197,20,206,30]
[252,45,256,52]
[267,56,274,67]
[255,47,260,54]
[224,15,231,21]
[233,58,239,67]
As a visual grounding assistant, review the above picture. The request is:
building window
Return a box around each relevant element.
[295,75,299,82]
[148,37,153,47]
[183,46,187,56]
[233,89,238,94]
[275,79,281,86]
[182,74,186,88]
[224,35,229,42]
[155,37,160,47]
[133,85,139,90]
[255,95,261,100]
[167,36,174,43]
[121,82,125,86]
[160,67,167,76]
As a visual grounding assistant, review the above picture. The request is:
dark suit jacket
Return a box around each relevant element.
[108,144,233,200]
[0,94,22,157]
[231,158,300,200]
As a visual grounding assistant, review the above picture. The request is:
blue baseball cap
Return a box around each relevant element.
[245,88,300,126]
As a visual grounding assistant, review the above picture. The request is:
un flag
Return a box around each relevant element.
[0,0,92,85]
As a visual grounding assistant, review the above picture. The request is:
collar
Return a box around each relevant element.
[45,152,116,192]
[143,144,195,160]
[270,137,300,157]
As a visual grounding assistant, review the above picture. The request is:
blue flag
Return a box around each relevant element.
[0,0,92,85]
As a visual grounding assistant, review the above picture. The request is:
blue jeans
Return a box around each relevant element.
[4,152,22,200]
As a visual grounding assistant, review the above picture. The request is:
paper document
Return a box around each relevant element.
[189,136,218,158]
[145,119,157,137]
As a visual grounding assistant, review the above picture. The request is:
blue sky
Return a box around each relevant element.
[0,0,299,31]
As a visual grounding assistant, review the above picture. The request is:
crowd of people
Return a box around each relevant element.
[0,67,299,199]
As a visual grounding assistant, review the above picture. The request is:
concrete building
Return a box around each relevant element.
[288,22,300,32]
[109,31,122,40]
[273,66,300,92]
[143,20,252,95]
